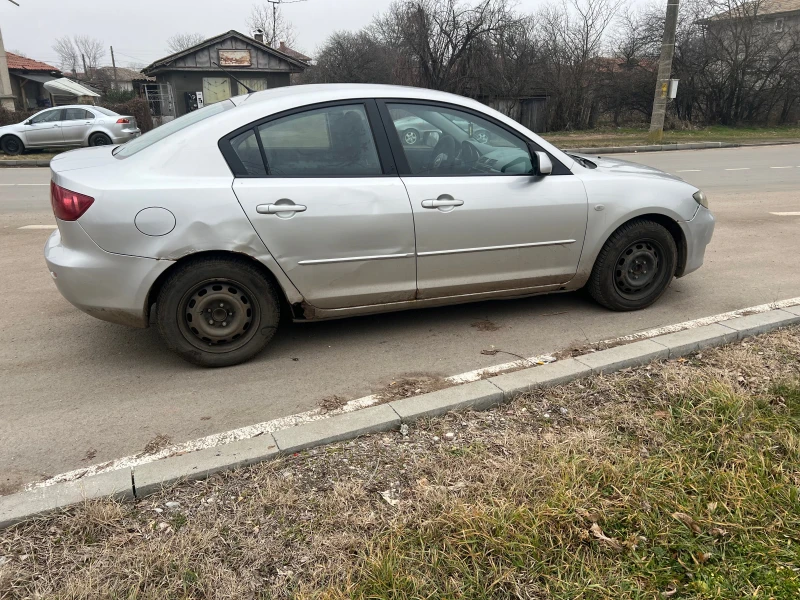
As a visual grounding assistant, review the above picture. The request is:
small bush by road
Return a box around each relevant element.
[1,327,799,598]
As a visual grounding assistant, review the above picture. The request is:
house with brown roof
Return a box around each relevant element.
[6,52,62,110]
[706,0,800,33]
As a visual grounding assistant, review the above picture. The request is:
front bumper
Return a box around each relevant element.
[679,206,715,277]
[44,221,173,328]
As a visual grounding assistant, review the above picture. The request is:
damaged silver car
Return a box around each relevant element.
[44,84,715,367]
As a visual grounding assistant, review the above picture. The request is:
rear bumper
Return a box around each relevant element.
[679,206,715,277]
[44,221,173,328]
[110,128,141,143]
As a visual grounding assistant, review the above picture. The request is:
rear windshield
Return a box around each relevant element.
[92,107,118,116]
[113,100,235,158]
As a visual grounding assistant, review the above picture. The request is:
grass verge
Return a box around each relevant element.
[542,124,800,149]
[1,327,799,598]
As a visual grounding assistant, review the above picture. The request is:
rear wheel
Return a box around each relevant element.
[402,129,420,146]
[156,257,280,367]
[89,133,112,146]
[1,135,24,155]
[588,219,677,311]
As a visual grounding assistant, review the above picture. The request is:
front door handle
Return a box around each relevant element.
[421,198,464,209]
[256,203,307,215]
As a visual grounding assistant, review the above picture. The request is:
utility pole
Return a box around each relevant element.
[110,45,118,90]
[0,0,20,110]
[648,0,680,143]
[81,53,88,79]
[265,0,306,48]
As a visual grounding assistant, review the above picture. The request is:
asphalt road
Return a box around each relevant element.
[2,144,799,494]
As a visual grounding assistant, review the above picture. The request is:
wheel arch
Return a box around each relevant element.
[593,212,688,278]
[146,250,297,324]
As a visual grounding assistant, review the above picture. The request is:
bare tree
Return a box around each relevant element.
[8,49,27,57]
[52,36,80,74]
[166,33,206,54]
[248,3,297,48]
[304,31,395,84]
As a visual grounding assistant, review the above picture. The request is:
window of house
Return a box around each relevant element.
[775,18,785,32]
[202,77,232,104]
[236,78,269,95]
[256,104,382,177]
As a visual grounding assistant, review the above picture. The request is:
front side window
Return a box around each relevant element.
[387,103,532,176]
[29,109,63,124]
[257,104,381,177]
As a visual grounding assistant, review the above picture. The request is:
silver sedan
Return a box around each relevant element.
[0,105,140,154]
[44,84,714,367]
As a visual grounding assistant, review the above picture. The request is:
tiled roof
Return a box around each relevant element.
[6,52,59,72]
[278,42,311,62]
[710,0,800,20]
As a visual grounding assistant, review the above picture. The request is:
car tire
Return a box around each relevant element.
[1,135,24,155]
[402,129,420,146]
[588,219,677,311]
[89,133,112,146]
[156,257,281,367]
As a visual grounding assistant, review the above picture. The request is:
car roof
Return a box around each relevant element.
[234,83,489,109]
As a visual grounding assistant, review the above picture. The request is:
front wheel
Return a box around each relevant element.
[156,257,280,367]
[1,135,24,155]
[588,219,677,311]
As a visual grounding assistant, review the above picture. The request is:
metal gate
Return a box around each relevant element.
[143,83,176,127]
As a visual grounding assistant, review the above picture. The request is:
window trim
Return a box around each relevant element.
[218,99,398,178]
[375,99,571,177]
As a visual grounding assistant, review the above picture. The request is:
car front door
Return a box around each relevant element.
[227,101,417,310]
[380,101,588,299]
[23,108,64,147]
[61,108,95,145]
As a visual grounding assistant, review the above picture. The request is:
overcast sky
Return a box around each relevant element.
[1,0,651,69]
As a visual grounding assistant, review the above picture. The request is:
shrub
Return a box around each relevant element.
[0,107,36,127]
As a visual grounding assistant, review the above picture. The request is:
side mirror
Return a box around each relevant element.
[535,151,552,176]
[23,120,32,126]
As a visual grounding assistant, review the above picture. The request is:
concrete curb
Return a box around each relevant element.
[2,307,799,528]
[562,140,800,155]
[0,159,51,168]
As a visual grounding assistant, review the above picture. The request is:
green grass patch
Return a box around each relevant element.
[334,381,800,599]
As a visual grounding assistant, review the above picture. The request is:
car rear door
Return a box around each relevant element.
[226,100,417,310]
[61,108,95,145]
[23,108,65,147]
[379,101,588,299]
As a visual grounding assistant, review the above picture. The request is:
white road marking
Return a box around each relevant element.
[676,169,701,172]
[770,212,800,216]
[770,166,793,169]
[725,168,750,171]
[27,296,800,490]
[18,224,57,230]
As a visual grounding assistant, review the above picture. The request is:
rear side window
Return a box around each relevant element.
[228,104,382,177]
[230,129,267,176]
[64,108,92,121]
[114,100,235,158]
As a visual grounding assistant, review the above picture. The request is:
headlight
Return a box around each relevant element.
[693,190,709,209]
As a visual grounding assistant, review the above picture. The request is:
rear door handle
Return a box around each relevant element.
[421,198,463,209]
[256,203,307,215]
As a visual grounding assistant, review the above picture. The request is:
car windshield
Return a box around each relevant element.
[92,107,118,116]
[113,100,235,158]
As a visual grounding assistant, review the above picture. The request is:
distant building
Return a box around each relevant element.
[706,0,800,33]
[6,52,61,110]
[142,30,309,118]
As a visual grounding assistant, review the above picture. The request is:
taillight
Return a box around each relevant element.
[50,182,94,221]
[116,118,130,124]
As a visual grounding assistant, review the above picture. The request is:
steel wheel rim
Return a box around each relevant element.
[177,279,260,354]
[404,131,417,145]
[5,139,20,153]
[614,238,665,300]
[92,136,110,146]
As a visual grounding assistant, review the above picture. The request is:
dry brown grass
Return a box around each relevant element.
[1,327,799,599]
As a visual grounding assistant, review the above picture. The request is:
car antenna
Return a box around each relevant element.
[211,61,256,94]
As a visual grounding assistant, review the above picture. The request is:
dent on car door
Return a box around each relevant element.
[380,101,588,299]
[227,101,417,310]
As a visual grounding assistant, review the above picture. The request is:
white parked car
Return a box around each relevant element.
[44,84,714,367]
[0,105,140,154]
